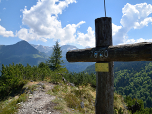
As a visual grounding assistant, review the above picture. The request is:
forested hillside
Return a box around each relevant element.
[84,61,152,108]
[1,62,152,113]
[114,62,152,108]
[0,40,152,113]
[83,61,151,74]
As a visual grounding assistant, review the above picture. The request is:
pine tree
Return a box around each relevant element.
[38,62,48,69]
[1,64,6,76]
[46,40,64,71]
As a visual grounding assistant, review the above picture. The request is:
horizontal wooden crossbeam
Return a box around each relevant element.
[66,42,152,62]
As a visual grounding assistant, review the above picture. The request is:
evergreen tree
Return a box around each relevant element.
[46,40,64,71]
[1,64,6,76]
[38,62,45,68]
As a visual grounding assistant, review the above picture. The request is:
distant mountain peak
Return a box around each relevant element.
[15,40,31,47]
[9,40,41,55]
[20,40,27,42]
[17,40,28,44]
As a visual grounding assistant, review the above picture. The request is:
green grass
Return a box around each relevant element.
[52,98,64,110]
[46,84,96,114]
[64,93,80,109]
[24,84,39,93]
[17,93,29,103]
[0,74,132,114]
[46,83,132,114]
[54,105,64,110]
[0,93,28,114]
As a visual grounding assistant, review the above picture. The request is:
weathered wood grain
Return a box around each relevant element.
[95,17,112,47]
[66,42,152,62]
[94,17,114,114]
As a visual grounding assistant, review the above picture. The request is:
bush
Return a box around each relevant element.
[64,93,80,109]
[0,74,26,100]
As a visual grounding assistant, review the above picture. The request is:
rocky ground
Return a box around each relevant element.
[17,81,61,114]
[14,81,129,114]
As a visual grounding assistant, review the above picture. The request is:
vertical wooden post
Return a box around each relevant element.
[95,17,114,114]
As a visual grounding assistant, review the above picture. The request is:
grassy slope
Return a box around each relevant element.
[0,80,131,114]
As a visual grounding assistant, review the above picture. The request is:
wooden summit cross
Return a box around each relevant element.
[66,4,152,114]
[66,17,152,113]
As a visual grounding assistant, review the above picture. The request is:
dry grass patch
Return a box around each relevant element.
[47,83,96,114]
[46,82,131,114]
[25,81,39,86]
[114,93,131,114]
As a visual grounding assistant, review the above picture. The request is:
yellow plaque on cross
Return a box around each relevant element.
[95,63,109,72]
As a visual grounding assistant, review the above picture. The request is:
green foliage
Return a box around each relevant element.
[0,99,19,114]
[64,93,80,109]
[27,84,39,93]
[48,68,68,83]
[124,95,152,114]
[38,62,48,69]
[0,63,27,100]
[114,62,152,109]
[53,105,64,110]
[0,62,52,100]
[118,107,123,114]
[52,85,60,93]
[50,72,62,83]
[0,93,28,114]
[46,40,65,71]
[64,71,96,87]
[84,61,152,112]
[1,49,152,114]
[17,93,28,103]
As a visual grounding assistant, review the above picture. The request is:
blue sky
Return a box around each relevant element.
[1,0,152,49]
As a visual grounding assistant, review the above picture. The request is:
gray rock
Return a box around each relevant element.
[80,101,84,108]
[69,83,75,87]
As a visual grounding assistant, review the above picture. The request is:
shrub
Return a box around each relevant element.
[64,93,80,109]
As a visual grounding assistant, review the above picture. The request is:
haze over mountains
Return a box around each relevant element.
[0,40,95,74]
[31,44,79,59]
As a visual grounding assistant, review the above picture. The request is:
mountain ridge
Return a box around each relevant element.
[0,40,47,73]
[0,40,94,74]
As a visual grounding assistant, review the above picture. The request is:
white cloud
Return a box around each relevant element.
[76,23,123,48]
[17,0,80,44]
[58,21,85,46]
[121,3,152,29]
[3,8,6,10]
[113,3,152,45]
[0,25,14,37]
[76,27,95,47]
[17,28,40,41]
[112,23,122,36]
[134,17,152,29]
[120,38,152,45]
[0,19,14,37]
[18,1,152,47]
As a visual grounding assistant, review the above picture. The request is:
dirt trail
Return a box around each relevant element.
[17,81,61,114]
